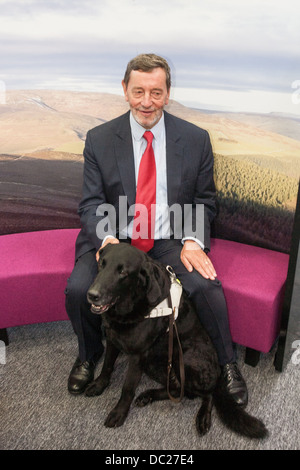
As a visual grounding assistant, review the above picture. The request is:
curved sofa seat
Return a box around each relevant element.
[0,229,289,361]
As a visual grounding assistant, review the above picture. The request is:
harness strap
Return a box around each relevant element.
[167,304,185,403]
[145,265,185,403]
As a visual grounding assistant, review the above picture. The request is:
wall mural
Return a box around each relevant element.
[0,90,298,254]
[0,1,299,257]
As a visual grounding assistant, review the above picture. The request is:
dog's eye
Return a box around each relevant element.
[118,266,128,278]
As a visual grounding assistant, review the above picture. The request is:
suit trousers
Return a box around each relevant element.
[65,239,235,366]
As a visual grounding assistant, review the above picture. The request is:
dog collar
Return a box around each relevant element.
[145,266,182,321]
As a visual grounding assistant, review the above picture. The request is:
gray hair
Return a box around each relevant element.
[123,53,171,90]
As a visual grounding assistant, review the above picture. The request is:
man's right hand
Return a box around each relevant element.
[96,237,119,261]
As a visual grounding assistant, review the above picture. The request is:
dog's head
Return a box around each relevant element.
[87,243,170,321]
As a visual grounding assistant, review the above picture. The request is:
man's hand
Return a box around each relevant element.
[96,237,119,262]
[181,240,217,280]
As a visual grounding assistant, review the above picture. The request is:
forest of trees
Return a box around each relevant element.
[213,154,299,253]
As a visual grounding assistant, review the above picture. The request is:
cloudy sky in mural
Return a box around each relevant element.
[0,0,299,114]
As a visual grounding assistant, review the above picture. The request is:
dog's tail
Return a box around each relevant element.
[213,379,268,439]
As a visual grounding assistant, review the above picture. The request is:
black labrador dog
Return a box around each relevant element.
[86,243,267,439]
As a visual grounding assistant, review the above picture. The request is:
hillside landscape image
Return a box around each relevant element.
[0,89,299,253]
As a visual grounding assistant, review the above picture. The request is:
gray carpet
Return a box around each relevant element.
[0,320,299,451]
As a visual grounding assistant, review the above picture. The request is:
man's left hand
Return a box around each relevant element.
[181,240,217,280]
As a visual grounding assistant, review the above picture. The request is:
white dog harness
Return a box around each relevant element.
[145,266,183,321]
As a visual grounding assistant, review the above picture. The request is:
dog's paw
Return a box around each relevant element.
[195,407,212,436]
[85,379,107,397]
[104,409,127,428]
[135,391,153,407]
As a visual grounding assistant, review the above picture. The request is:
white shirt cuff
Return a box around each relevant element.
[182,236,205,251]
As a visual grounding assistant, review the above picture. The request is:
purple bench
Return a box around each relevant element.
[0,229,289,367]
[208,239,289,364]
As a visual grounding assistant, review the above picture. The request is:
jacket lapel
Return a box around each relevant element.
[164,111,184,206]
[114,112,136,209]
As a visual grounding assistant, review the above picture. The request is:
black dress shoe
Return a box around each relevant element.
[68,357,98,395]
[221,362,248,408]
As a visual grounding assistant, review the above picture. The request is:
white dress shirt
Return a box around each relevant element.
[128,112,170,240]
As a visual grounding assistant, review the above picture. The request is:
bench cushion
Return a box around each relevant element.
[0,229,79,328]
[0,230,289,353]
[209,239,289,352]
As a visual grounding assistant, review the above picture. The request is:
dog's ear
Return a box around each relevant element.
[139,260,162,306]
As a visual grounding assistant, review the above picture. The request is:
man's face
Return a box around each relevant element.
[122,68,170,129]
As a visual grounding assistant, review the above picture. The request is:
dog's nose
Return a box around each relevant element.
[87,288,100,303]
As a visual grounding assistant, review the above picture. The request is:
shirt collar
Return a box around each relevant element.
[130,111,165,142]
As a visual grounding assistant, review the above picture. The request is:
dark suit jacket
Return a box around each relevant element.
[75,110,216,259]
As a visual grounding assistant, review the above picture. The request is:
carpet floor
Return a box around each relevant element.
[0,321,299,451]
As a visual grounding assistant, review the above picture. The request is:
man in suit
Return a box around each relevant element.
[65,54,248,407]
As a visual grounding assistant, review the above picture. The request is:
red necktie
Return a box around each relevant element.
[131,131,156,252]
